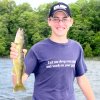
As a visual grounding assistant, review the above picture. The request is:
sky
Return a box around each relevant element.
[14,0,77,9]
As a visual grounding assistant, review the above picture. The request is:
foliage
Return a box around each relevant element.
[84,43,93,57]
[0,0,99,57]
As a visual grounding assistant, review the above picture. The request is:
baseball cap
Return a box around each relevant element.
[48,2,71,17]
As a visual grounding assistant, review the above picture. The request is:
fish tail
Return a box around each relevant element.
[13,83,26,92]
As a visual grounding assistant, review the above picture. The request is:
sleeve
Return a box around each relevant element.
[75,46,87,77]
[24,48,38,75]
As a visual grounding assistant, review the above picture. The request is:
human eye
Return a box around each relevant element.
[63,18,68,22]
[52,17,59,22]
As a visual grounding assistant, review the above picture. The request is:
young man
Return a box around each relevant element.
[10,2,95,100]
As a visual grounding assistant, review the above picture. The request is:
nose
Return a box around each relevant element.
[58,20,64,25]
[58,19,64,22]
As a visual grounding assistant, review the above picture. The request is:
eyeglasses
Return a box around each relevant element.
[50,17,70,23]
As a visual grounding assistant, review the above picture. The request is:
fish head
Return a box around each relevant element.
[14,28,24,45]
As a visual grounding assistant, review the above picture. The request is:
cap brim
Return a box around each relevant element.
[53,10,69,17]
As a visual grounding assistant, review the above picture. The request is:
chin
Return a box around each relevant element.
[56,33,66,37]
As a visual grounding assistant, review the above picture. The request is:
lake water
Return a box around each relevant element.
[0,58,100,100]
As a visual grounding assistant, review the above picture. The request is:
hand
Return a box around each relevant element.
[10,42,18,59]
[10,42,27,59]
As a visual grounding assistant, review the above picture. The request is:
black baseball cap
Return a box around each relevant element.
[48,2,71,17]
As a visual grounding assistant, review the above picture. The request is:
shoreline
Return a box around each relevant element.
[85,57,100,61]
[0,57,100,60]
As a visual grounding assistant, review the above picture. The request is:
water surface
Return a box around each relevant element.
[0,58,100,100]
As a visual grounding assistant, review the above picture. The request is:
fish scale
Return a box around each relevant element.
[12,28,26,92]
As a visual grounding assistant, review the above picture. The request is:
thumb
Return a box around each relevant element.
[23,49,27,57]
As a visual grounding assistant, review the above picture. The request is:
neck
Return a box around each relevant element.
[50,35,68,43]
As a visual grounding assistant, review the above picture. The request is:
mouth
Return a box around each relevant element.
[56,27,65,31]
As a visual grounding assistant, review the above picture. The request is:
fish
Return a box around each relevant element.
[12,28,26,92]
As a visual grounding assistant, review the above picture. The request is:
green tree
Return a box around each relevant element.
[84,43,93,57]
[92,32,100,56]
[0,0,100,57]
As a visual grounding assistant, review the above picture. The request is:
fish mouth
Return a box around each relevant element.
[15,28,24,42]
[16,28,24,37]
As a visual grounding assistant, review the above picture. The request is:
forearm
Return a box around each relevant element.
[12,73,28,86]
[77,75,95,100]
[12,74,17,86]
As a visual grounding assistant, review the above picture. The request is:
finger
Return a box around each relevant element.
[10,42,17,52]
[23,49,27,57]
[10,50,18,56]
[11,42,17,48]
[10,51,18,59]
[10,47,18,55]
[10,46,18,59]
[10,42,18,59]
[23,49,27,54]
[10,55,17,59]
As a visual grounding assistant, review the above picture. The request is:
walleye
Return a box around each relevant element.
[12,28,26,92]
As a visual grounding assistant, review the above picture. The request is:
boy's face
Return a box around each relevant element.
[48,11,73,37]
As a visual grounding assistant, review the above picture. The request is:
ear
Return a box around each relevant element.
[69,18,74,27]
[48,18,51,26]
